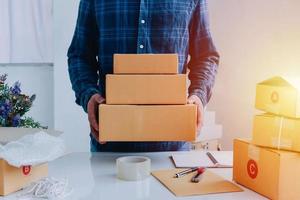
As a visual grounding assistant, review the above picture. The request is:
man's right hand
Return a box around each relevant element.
[87,93,105,143]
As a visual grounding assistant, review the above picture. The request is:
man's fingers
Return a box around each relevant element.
[196,105,203,130]
[90,126,99,141]
[89,110,99,132]
[187,99,195,104]
[91,126,106,145]
[95,95,105,104]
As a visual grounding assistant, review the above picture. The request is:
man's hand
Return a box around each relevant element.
[187,95,204,130]
[87,93,105,143]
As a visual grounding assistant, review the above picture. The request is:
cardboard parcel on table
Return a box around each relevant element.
[233,139,300,200]
[255,76,300,118]
[0,128,63,196]
[252,113,300,152]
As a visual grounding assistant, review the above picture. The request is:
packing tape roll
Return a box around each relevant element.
[116,156,151,181]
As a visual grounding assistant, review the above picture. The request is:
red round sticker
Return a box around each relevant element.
[247,159,258,179]
[22,166,31,175]
[271,91,279,103]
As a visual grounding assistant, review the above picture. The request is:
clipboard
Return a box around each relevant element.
[171,151,233,168]
[152,168,243,197]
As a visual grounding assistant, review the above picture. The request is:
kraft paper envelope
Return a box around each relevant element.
[152,168,243,197]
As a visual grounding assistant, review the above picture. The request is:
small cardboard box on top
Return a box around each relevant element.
[0,128,61,195]
[99,104,197,142]
[255,76,300,118]
[113,54,178,74]
[252,113,300,152]
[233,139,300,200]
[105,74,187,105]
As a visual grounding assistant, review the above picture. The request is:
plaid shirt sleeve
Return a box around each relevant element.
[188,0,220,107]
[67,0,100,112]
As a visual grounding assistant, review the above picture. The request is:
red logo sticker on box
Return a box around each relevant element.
[22,166,31,175]
[247,159,258,179]
[271,91,279,103]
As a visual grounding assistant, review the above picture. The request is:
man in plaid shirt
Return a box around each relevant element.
[68,0,219,152]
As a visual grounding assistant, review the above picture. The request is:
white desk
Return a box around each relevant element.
[47,152,267,200]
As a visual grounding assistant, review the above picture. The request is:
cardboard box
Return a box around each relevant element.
[233,139,300,200]
[99,104,197,141]
[113,54,178,74]
[0,160,48,195]
[252,113,300,152]
[106,74,187,105]
[255,76,300,118]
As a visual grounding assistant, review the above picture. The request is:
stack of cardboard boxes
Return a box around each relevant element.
[233,77,300,200]
[99,54,197,142]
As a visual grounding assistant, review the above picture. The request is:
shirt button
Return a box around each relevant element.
[141,19,145,24]
[139,44,144,49]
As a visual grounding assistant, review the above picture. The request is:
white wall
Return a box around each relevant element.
[0,0,53,63]
[53,0,90,152]
[207,0,300,150]
[53,0,300,152]
[0,64,54,128]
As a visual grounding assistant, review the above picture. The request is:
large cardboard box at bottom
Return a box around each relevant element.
[0,160,48,195]
[99,104,197,142]
[253,113,300,152]
[233,139,300,200]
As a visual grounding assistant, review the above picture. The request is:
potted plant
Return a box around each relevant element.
[0,74,46,129]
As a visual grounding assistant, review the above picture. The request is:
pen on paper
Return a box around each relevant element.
[174,167,198,178]
[206,152,219,167]
[191,167,206,183]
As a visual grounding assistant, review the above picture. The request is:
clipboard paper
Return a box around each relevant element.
[152,168,243,197]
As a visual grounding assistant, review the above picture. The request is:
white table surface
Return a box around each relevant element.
[46,151,267,200]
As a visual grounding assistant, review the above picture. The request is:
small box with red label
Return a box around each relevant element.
[0,159,48,196]
[233,139,300,200]
[255,76,300,118]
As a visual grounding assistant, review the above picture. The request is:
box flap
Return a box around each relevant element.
[258,76,300,91]
[236,138,300,157]
[0,128,62,144]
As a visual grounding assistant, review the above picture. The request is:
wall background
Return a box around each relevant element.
[0,64,54,128]
[53,0,89,152]
[6,0,294,152]
[207,0,300,149]
[0,0,53,63]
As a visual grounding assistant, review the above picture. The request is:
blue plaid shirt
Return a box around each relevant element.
[68,0,219,152]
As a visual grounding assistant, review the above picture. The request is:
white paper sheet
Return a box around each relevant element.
[172,151,233,168]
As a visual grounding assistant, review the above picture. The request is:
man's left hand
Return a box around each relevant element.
[187,95,204,130]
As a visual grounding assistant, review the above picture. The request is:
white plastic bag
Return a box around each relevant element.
[0,131,66,167]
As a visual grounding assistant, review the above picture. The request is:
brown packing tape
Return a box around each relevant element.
[248,144,260,161]
[272,116,293,149]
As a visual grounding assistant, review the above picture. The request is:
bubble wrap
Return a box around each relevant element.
[0,131,66,167]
